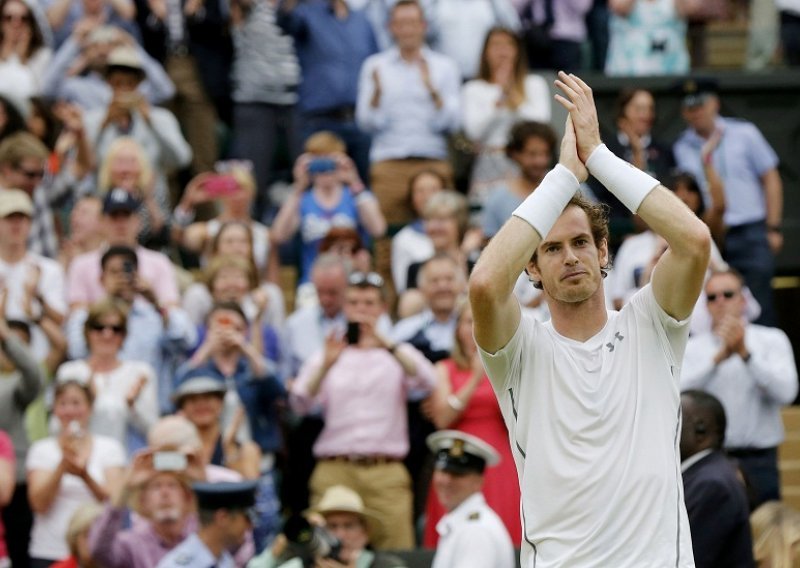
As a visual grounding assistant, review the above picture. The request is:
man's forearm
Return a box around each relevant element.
[762,169,783,229]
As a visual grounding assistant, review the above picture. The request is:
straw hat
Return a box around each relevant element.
[311,486,384,542]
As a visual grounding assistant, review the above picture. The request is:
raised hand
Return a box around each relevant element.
[554,71,602,164]
[322,330,347,370]
[558,115,588,182]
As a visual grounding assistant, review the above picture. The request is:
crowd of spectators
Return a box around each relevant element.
[0,0,797,566]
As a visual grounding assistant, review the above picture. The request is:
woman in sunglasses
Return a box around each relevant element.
[0,0,51,101]
[55,299,158,455]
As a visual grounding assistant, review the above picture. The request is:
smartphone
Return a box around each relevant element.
[346,321,360,345]
[153,451,187,471]
[122,259,136,282]
[307,157,337,175]
[203,174,240,197]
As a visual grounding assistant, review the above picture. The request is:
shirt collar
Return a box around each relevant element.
[436,492,486,536]
[681,448,714,473]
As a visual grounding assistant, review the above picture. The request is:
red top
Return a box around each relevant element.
[0,431,13,560]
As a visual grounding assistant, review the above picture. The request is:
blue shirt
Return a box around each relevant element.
[356,46,461,161]
[673,117,779,226]
[278,0,378,113]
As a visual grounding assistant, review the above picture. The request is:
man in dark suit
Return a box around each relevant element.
[680,389,755,568]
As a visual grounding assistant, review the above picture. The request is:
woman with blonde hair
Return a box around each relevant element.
[752,501,800,567]
[461,26,550,205]
[49,502,104,568]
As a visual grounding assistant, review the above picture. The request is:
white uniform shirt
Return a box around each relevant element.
[480,285,695,568]
[432,492,515,568]
[681,324,798,449]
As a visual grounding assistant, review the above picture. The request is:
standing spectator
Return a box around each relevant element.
[516,0,593,71]
[673,79,783,326]
[0,0,52,103]
[271,132,386,287]
[360,0,439,51]
[680,390,755,568]
[462,27,550,203]
[0,297,44,568]
[26,380,126,567]
[290,272,436,550]
[44,0,137,48]
[423,302,522,547]
[0,430,13,568]
[390,170,443,295]
[67,189,180,310]
[431,1,520,80]
[356,0,461,226]
[427,430,515,568]
[777,0,800,66]
[56,299,159,454]
[42,25,175,111]
[681,269,798,506]
[82,46,193,196]
[481,121,556,239]
[278,0,378,182]
[229,0,300,218]
[605,0,690,76]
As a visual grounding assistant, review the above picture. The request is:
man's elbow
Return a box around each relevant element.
[685,220,712,265]
[468,265,496,304]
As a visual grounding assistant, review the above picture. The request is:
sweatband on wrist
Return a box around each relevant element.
[512,164,580,238]
[585,144,660,213]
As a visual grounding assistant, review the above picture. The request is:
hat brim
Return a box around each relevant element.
[127,471,194,518]
[305,506,384,543]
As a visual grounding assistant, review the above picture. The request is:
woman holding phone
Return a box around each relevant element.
[26,380,125,568]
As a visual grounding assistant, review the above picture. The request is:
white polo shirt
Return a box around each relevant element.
[480,285,695,568]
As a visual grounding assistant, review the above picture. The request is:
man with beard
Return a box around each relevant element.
[481,120,557,239]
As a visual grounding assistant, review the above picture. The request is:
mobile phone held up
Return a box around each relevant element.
[203,174,240,197]
[307,157,337,175]
[153,451,187,471]
[346,321,360,345]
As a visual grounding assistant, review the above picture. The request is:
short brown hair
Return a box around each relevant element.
[505,121,557,160]
[84,298,129,345]
[304,131,346,155]
[0,132,49,167]
[204,255,258,291]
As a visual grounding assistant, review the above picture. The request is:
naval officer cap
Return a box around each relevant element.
[427,430,500,475]
[193,480,259,512]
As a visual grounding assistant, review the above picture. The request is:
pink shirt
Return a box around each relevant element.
[291,344,436,458]
[66,246,179,307]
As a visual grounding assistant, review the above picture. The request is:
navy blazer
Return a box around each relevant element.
[683,450,755,568]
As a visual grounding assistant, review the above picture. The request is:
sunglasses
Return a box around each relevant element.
[15,166,45,180]
[348,271,384,288]
[2,13,31,23]
[88,323,125,334]
[706,290,737,303]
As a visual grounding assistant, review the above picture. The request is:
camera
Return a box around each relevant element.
[307,157,337,175]
[282,514,342,567]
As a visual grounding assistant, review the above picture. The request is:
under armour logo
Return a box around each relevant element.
[606,332,625,352]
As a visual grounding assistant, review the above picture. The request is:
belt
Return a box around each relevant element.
[306,105,355,121]
[323,454,401,466]
[727,447,776,457]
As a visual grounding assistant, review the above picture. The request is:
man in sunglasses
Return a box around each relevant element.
[681,268,797,507]
[291,271,436,550]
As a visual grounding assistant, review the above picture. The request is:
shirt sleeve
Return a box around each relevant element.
[355,56,388,133]
[290,351,325,415]
[398,344,437,393]
[25,438,57,471]
[88,505,136,568]
[478,313,526,391]
[628,285,691,369]
[742,122,779,176]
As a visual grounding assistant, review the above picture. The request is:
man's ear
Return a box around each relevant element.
[525,261,542,289]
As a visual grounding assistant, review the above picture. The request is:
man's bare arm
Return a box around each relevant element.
[470,117,586,353]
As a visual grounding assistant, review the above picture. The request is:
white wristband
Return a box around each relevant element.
[585,144,660,213]
[511,164,580,239]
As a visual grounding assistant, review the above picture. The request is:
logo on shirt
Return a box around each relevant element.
[606,332,625,352]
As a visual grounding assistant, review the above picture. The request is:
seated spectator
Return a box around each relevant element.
[0,190,67,360]
[605,0,689,76]
[250,485,407,568]
[0,305,44,568]
[272,131,386,286]
[431,2,520,80]
[423,301,521,547]
[42,25,175,110]
[462,27,550,202]
[291,271,436,549]
[405,190,478,290]
[681,269,798,507]
[356,0,460,226]
[516,0,593,71]
[391,170,444,295]
[95,137,167,246]
[750,501,800,567]
[680,390,754,568]
[59,195,103,272]
[50,502,104,568]
[44,0,137,48]
[427,430,515,568]
[66,244,197,413]
[0,429,13,568]
[56,298,158,453]
[174,164,282,287]
[481,120,556,239]
[82,46,192,193]
[26,379,126,567]
[67,189,181,309]
[0,0,52,103]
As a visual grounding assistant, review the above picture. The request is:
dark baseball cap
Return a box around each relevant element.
[103,188,141,214]
[679,78,719,108]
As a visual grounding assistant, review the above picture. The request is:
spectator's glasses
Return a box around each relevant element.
[88,323,125,334]
[348,272,384,288]
[2,12,31,23]
[706,290,737,303]
[14,165,44,180]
